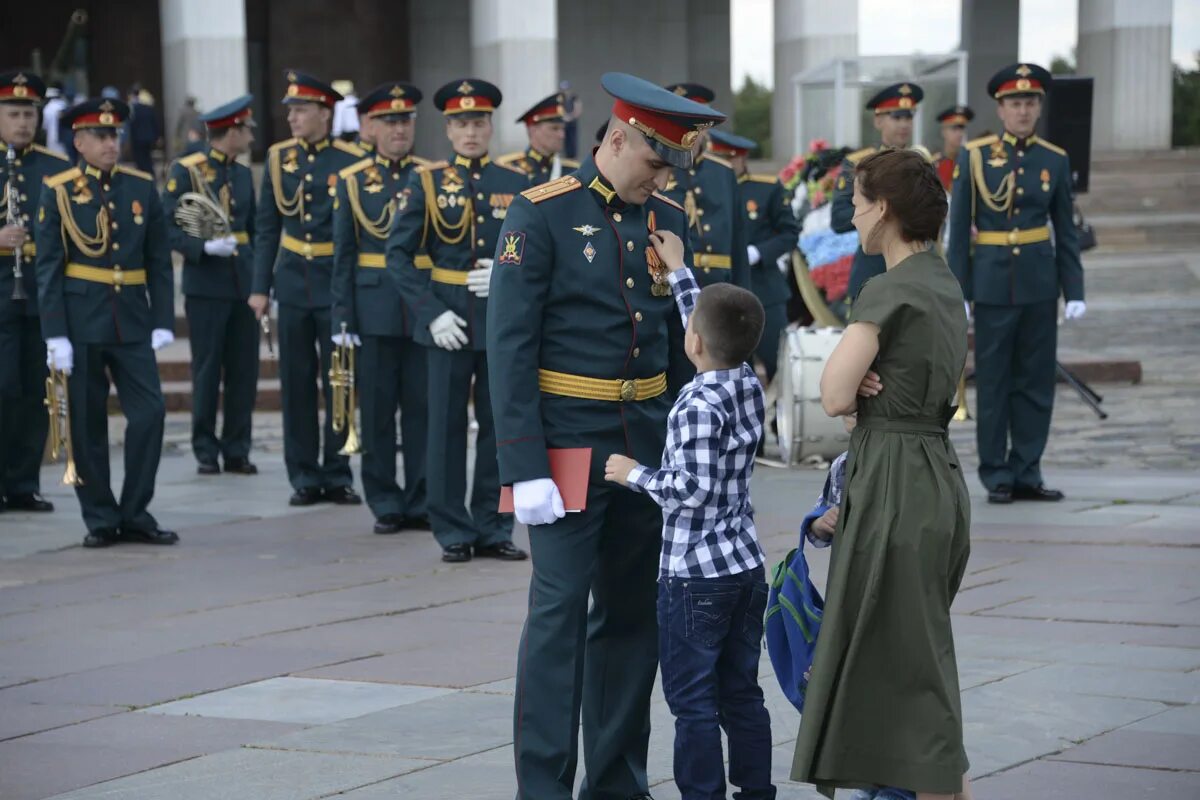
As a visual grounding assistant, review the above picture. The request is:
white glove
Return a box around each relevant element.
[429,310,469,350]
[46,337,73,374]
[1064,300,1087,321]
[512,478,566,526]
[331,331,362,347]
[203,235,238,258]
[776,252,790,274]
[467,259,493,298]
[747,244,761,266]
[964,300,972,322]
[151,329,175,351]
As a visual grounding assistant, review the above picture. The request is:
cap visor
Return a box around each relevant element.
[650,137,693,169]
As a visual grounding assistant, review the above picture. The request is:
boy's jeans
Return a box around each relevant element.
[658,566,776,800]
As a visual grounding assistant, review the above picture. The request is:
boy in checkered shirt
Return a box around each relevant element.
[606,229,775,800]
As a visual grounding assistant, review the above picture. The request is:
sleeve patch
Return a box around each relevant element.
[497,231,526,265]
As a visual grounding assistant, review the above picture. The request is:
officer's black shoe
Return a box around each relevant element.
[6,492,55,512]
[374,514,403,535]
[196,461,221,475]
[987,485,1014,504]
[442,544,472,563]
[223,458,258,475]
[628,794,656,799]
[289,487,323,506]
[401,515,431,531]
[82,527,120,548]
[120,526,180,545]
[475,542,529,561]
[1013,484,1065,502]
[324,486,363,505]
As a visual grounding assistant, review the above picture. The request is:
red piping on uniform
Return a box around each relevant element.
[603,207,636,456]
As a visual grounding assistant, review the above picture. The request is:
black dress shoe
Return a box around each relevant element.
[987,485,1014,504]
[374,514,403,534]
[1013,484,1065,502]
[120,526,180,545]
[289,487,323,506]
[82,527,120,548]
[475,541,529,561]
[442,544,472,563]
[5,492,55,512]
[401,515,431,531]
[324,486,362,505]
[196,461,221,475]
[223,458,258,475]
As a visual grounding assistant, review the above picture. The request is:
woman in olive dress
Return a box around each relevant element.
[790,149,974,800]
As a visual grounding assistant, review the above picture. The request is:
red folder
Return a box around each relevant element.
[500,448,591,513]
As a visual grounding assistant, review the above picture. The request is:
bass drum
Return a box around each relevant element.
[776,326,852,465]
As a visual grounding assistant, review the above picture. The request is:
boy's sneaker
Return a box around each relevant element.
[877,789,916,800]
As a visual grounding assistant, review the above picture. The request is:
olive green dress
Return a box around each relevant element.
[790,249,972,796]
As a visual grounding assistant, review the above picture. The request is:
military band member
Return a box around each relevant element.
[831,81,923,302]
[388,78,528,563]
[354,96,375,154]
[162,95,259,476]
[709,128,799,381]
[249,71,364,507]
[933,104,974,193]
[490,72,722,800]
[0,71,65,513]
[496,92,579,185]
[331,82,432,535]
[34,99,177,547]
[947,63,1083,504]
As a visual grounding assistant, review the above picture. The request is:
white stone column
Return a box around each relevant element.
[773,0,858,160]
[471,0,558,155]
[159,0,248,157]
[1077,0,1173,151]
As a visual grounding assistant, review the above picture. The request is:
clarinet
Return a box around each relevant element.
[5,147,27,301]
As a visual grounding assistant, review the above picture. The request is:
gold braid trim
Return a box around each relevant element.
[419,168,472,245]
[55,185,109,258]
[345,173,394,241]
[268,147,304,218]
[970,146,1013,214]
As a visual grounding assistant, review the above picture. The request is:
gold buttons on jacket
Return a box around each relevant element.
[633,347,640,358]
[634,311,643,322]
[477,215,486,223]
[112,242,120,251]
[304,213,312,221]
[477,238,485,247]
[702,224,711,232]
[626,241,634,251]
[626,277,635,288]
[305,174,313,182]
[1012,247,1021,255]
[612,212,622,222]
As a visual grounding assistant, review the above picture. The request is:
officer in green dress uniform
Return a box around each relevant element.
[496,92,580,186]
[162,95,259,476]
[947,63,1083,504]
[0,71,64,514]
[249,71,365,507]
[34,99,178,547]
[331,82,432,535]
[388,78,529,563]
[709,128,798,381]
[831,81,923,302]
[490,72,722,800]
[933,104,974,193]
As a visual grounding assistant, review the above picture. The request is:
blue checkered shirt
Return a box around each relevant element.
[627,268,767,579]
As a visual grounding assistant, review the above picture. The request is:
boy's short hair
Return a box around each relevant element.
[692,283,765,367]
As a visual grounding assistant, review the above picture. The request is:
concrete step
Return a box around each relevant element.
[108,378,283,414]
[153,338,280,382]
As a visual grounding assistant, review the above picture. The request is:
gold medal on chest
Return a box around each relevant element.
[281,149,299,174]
[645,209,671,295]
[986,140,1008,168]
[1040,168,1051,192]
[132,200,144,226]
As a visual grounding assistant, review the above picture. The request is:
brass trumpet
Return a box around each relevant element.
[329,322,362,455]
[44,366,83,486]
[952,372,972,422]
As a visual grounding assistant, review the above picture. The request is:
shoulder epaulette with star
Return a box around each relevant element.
[745,173,778,184]
[118,165,153,181]
[411,155,434,168]
[1035,137,1067,156]
[845,146,876,163]
[651,191,685,212]
[521,175,581,204]
[416,160,449,174]
[269,138,299,152]
[333,140,365,157]
[965,134,999,150]
[178,151,207,169]
[495,152,525,167]
[495,161,529,176]
[339,157,374,180]
[44,166,81,188]
[31,143,69,162]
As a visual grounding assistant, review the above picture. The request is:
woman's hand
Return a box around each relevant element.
[811,507,838,540]
[857,370,882,398]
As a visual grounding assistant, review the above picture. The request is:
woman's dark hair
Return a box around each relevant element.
[854,149,947,243]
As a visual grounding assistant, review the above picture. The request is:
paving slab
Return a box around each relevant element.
[0,702,120,742]
[1049,728,1200,772]
[983,663,1200,705]
[1127,703,1200,736]
[973,759,1200,798]
[333,745,512,799]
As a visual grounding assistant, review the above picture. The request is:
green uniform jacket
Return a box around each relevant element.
[330,152,430,339]
[162,147,256,300]
[35,163,174,343]
[831,147,886,301]
[388,154,530,349]
[739,172,799,308]
[662,153,750,289]
[946,132,1083,305]
[495,147,580,186]
[1,143,70,315]
[252,136,364,308]
[487,156,693,485]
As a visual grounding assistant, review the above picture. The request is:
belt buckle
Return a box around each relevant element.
[112,266,124,292]
[1007,230,1019,245]
[302,242,313,256]
[619,379,637,402]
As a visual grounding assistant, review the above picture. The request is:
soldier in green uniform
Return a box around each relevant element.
[162,95,259,476]
[947,63,1083,504]
[496,92,580,186]
[831,81,923,302]
[388,78,529,563]
[0,71,64,514]
[709,128,798,382]
[249,71,365,507]
[34,98,177,547]
[490,72,723,800]
[933,104,974,193]
[331,82,432,535]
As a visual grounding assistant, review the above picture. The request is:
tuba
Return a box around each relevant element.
[329,323,362,455]
[174,191,231,240]
[44,366,83,486]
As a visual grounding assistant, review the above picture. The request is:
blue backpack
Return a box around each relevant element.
[765,505,827,712]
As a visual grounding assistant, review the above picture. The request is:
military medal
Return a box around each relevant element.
[746,199,759,221]
[1040,168,1051,192]
[131,200,144,225]
[987,140,1008,168]
[645,210,670,296]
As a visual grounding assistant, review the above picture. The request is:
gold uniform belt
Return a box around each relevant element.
[0,242,36,258]
[281,233,334,258]
[414,254,433,269]
[232,231,249,244]
[66,263,147,287]
[694,253,732,269]
[358,253,385,268]
[430,266,469,285]
[975,226,1051,246]
[538,368,668,402]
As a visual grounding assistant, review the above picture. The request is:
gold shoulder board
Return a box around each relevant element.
[845,146,876,163]
[703,153,733,170]
[31,143,69,162]
[1035,138,1067,156]
[416,160,449,174]
[178,152,207,168]
[333,140,364,156]
[117,165,153,181]
[651,191,685,212]
[269,137,299,152]
[747,173,778,184]
[965,134,1000,151]
[44,166,82,188]
[339,157,373,180]
[521,175,581,203]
